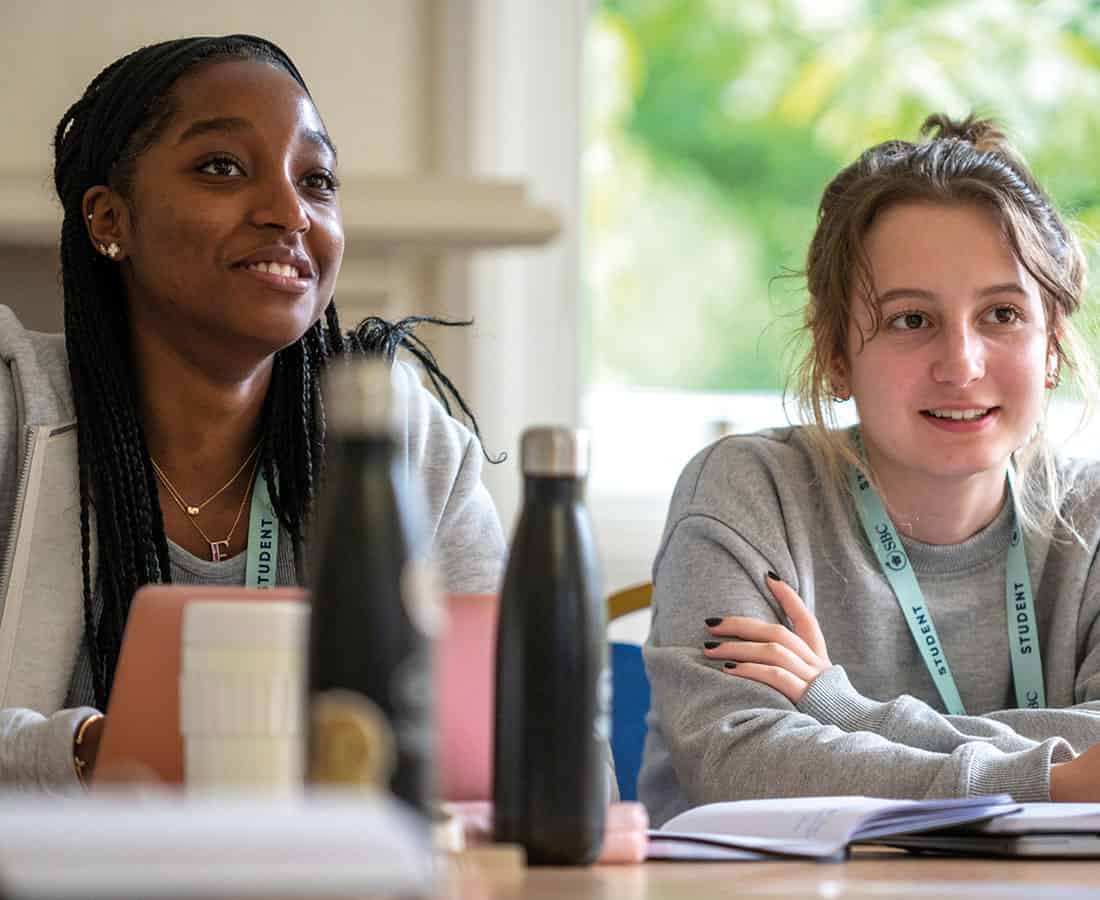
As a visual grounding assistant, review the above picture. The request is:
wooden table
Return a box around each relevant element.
[451,849,1100,899]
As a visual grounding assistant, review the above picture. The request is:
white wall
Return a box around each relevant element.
[0,1,440,335]
[0,1,431,177]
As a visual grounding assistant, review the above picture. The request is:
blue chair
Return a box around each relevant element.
[607,583,653,802]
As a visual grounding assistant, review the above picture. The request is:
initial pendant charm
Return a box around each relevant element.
[187,505,200,516]
[210,540,230,562]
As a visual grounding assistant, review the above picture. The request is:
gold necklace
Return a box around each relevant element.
[153,452,261,562]
[150,441,260,517]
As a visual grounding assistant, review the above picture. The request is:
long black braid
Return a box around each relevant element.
[53,35,492,707]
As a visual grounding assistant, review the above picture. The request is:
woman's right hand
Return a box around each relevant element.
[1051,743,1100,801]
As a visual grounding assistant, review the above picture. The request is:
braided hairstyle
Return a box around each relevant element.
[54,35,486,706]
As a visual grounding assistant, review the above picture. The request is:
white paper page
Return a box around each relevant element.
[645,838,775,862]
[651,829,841,859]
[661,796,907,846]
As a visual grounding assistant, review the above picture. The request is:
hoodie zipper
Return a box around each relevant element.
[0,427,38,608]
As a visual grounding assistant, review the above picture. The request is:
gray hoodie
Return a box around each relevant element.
[641,426,1100,825]
[0,305,506,791]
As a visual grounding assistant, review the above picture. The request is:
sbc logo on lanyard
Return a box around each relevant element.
[874,522,908,572]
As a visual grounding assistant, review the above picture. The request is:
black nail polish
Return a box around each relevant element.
[766,570,780,583]
[705,617,723,627]
[703,641,720,650]
[723,662,737,669]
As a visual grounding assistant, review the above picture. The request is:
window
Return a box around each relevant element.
[583,0,1100,592]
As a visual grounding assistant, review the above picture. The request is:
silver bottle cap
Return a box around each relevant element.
[520,427,590,477]
[324,358,394,435]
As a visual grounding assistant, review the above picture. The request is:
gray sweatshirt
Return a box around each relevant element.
[0,305,506,791]
[640,426,1100,826]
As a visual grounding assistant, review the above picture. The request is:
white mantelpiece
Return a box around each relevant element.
[0,171,558,251]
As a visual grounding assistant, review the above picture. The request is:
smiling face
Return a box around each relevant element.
[837,201,1052,497]
[112,58,345,369]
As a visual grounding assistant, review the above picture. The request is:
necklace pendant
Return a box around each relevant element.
[210,540,230,562]
[187,506,200,516]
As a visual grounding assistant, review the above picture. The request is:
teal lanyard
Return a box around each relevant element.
[847,445,1044,715]
[244,472,280,589]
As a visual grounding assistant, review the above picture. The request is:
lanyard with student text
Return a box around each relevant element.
[244,472,280,589]
[847,450,1044,715]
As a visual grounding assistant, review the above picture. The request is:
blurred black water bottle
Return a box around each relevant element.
[307,359,439,816]
[493,426,609,865]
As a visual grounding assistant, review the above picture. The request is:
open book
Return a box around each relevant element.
[648,795,1020,861]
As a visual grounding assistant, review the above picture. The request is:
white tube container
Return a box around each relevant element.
[179,601,308,792]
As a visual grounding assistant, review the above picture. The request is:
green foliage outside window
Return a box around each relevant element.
[584,0,1100,392]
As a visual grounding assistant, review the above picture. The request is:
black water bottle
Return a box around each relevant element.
[307,358,438,815]
[493,426,608,865]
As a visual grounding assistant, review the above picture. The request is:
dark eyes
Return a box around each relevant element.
[197,156,244,178]
[885,305,1023,332]
[301,171,340,193]
[886,311,930,331]
[195,156,339,194]
[984,305,1021,325]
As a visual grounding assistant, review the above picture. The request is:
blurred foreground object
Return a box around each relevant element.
[180,601,307,792]
[0,790,435,898]
[308,359,439,815]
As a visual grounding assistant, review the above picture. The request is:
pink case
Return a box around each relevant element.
[434,592,498,801]
[95,586,499,801]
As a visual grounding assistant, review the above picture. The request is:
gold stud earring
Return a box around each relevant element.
[98,241,120,260]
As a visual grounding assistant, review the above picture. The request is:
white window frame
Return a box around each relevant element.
[458,0,589,533]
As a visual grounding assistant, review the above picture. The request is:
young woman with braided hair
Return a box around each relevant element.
[0,35,505,790]
[641,114,1100,823]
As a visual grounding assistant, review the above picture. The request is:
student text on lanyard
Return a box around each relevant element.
[847,430,1044,714]
[243,472,281,589]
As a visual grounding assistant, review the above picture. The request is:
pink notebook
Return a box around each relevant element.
[96,586,498,801]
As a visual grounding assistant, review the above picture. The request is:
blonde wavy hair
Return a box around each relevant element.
[791,113,1097,540]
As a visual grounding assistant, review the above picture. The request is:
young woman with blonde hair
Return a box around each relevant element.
[640,114,1100,825]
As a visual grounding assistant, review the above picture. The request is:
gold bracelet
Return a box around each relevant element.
[73,713,105,788]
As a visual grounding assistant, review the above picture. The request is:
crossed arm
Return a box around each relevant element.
[699,570,1100,801]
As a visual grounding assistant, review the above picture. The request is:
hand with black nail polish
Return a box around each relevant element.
[702,571,833,703]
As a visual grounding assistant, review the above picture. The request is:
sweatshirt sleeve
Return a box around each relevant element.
[800,541,1100,755]
[799,666,1100,754]
[0,391,87,793]
[645,447,1073,808]
[392,360,506,594]
[0,318,89,793]
[0,706,99,793]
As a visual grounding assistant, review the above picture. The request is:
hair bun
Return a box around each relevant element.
[919,113,1010,155]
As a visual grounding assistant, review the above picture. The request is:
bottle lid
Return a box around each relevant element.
[324,358,395,435]
[520,427,590,477]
